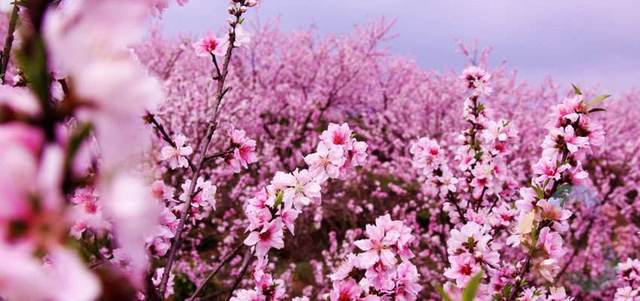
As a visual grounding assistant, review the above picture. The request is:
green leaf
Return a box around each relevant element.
[436,284,454,301]
[585,94,610,110]
[274,190,284,208]
[462,272,483,301]
[65,122,93,165]
[16,35,50,105]
[571,83,582,95]
[501,283,513,298]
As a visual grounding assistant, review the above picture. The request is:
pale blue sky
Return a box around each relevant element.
[161,0,640,93]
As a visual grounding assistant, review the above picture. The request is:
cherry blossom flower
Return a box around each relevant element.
[160,134,193,169]
[193,31,226,57]
[244,218,285,257]
[321,123,352,147]
[329,278,363,301]
[304,142,346,181]
[228,128,258,173]
[444,253,481,287]
[354,215,401,268]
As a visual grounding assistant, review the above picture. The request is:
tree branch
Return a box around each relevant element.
[188,242,246,300]
[157,8,245,298]
[0,3,19,84]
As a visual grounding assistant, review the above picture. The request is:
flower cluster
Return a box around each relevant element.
[328,215,422,301]
[614,258,640,301]
[193,0,256,58]
[238,123,368,300]
[410,66,608,300]
[509,91,606,290]
[443,222,499,289]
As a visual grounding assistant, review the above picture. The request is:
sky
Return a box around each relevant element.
[161,0,640,93]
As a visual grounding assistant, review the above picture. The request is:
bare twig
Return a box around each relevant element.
[225,249,255,301]
[1,3,20,83]
[203,148,234,164]
[189,242,246,300]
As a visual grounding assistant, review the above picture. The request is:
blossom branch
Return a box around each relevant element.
[157,4,248,297]
[145,111,197,172]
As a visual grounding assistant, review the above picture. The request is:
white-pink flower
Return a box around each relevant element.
[320,123,352,147]
[354,215,401,268]
[537,227,566,259]
[443,253,481,287]
[271,169,321,210]
[329,278,363,301]
[304,142,345,181]
[160,134,193,169]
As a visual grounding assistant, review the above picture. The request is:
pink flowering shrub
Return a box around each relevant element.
[1,1,640,301]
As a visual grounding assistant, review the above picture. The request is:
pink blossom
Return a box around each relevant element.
[160,134,193,169]
[321,123,352,147]
[244,218,285,257]
[193,31,226,57]
[354,215,401,268]
[103,173,160,285]
[0,246,101,301]
[272,169,321,210]
[329,278,363,301]
[447,221,491,254]
[229,128,258,173]
[537,227,566,259]
[614,286,639,301]
[395,262,421,301]
[443,253,481,287]
[304,142,346,181]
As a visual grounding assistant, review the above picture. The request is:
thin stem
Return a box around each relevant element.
[189,242,246,300]
[225,250,255,301]
[203,148,234,164]
[0,3,19,83]
[157,10,244,298]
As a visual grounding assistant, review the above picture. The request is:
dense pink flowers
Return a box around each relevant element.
[1,1,637,300]
[614,258,640,301]
[329,215,422,301]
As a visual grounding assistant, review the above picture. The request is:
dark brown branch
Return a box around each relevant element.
[0,3,20,83]
[188,242,246,300]
[225,250,254,301]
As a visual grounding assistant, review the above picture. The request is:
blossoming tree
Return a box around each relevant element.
[1,1,639,301]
